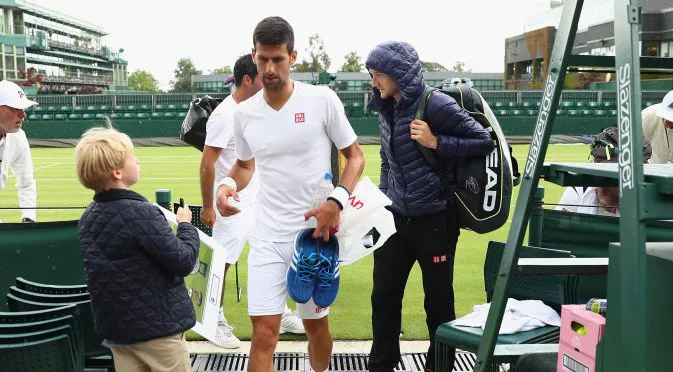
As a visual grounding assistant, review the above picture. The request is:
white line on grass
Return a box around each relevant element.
[32,156,203,160]
[34,162,62,172]
[8,162,61,180]
[32,159,202,163]
[36,177,200,181]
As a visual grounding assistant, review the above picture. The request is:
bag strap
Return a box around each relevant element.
[414,86,453,195]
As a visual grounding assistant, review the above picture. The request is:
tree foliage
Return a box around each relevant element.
[212,66,232,75]
[18,67,43,88]
[128,70,160,92]
[421,61,448,72]
[339,51,364,72]
[170,57,202,92]
[452,61,471,72]
[292,34,331,73]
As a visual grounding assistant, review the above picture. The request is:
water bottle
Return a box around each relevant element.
[306,173,334,228]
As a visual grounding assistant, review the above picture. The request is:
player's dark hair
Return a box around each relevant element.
[253,16,294,54]
[233,53,258,87]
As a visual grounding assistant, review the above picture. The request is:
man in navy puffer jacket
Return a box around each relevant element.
[365,41,494,372]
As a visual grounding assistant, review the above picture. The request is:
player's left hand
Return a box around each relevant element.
[410,119,438,149]
[304,200,341,241]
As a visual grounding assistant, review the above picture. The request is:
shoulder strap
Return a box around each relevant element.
[414,86,453,194]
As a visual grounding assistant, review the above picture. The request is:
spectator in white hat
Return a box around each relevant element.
[642,90,673,164]
[0,79,39,222]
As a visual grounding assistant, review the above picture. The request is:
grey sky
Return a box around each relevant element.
[29,0,557,90]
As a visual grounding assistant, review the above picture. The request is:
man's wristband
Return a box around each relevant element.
[218,177,237,192]
[327,185,350,211]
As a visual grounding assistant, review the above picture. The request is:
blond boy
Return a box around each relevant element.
[76,127,200,372]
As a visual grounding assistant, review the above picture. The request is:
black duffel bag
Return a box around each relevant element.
[179,95,222,152]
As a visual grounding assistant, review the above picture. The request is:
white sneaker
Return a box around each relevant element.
[211,313,241,349]
[280,310,306,334]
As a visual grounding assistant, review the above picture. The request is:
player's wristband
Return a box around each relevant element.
[218,177,237,192]
[328,185,350,211]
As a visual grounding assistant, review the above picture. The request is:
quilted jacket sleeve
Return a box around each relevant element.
[379,135,389,193]
[425,93,494,160]
[134,205,200,277]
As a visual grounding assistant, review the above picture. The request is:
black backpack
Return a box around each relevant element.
[414,81,520,234]
[179,95,222,152]
[589,126,652,163]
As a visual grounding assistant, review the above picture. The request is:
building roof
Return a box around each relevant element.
[0,0,107,35]
[523,0,671,34]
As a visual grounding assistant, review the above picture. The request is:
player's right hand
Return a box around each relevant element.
[176,204,192,224]
[216,184,240,217]
[201,206,217,228]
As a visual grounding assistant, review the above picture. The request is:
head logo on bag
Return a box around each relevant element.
[415,79,520,234]
[179,95,222,152]
[466,177,479,194]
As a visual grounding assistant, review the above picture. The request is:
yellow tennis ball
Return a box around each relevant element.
[571,322,587,335]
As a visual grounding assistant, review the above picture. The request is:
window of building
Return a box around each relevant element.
[661,41,671,58]
[5,55,15,71]
[506,64,515,80]
[643,41,659,57]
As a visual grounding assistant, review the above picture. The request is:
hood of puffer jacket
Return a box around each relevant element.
[365,41,425,112]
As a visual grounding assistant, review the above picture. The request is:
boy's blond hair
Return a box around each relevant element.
[75,127,134,191]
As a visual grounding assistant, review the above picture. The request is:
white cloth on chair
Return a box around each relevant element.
[454,298,561,334]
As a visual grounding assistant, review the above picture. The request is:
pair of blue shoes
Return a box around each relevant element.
[287,228,340,308]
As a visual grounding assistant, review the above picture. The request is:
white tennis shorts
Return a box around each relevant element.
[211,174,258,264]
[212,207,254,265]
[247,236,330,319]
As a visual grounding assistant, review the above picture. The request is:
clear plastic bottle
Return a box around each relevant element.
[306,173,334,228]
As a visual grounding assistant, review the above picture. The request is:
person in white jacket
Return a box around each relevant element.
[642,90,673,164]
[0,80,38,222]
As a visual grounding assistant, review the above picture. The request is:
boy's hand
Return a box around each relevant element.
[304,200,341,241]
[216,185,241,217]
[176,204,192,224]
[201,206,216,228]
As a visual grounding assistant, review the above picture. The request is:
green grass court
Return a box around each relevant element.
[0,143,590,341]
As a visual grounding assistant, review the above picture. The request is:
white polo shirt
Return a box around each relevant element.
[205,95,239,182]
[233,81,357,242]
[556,186,619,217]
[642,104,672,164]
[204,94,259,213]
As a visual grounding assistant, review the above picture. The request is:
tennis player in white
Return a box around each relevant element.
[200,53,305,349]
[215,16,364,372]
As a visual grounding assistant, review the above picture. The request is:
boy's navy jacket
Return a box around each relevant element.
[78,189,200,344]
[366,41,494,217]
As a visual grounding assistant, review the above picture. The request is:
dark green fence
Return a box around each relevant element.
[22,115,617,141]
[0,221,86,311]
[23,119,184,139]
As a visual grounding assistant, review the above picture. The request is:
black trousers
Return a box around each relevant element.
[369,211,458,372]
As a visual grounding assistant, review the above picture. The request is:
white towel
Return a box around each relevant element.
[454,298,561,334]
